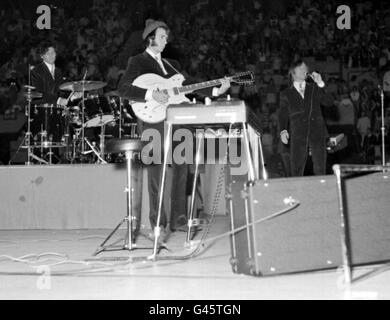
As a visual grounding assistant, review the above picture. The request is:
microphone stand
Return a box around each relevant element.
[26,65,32,165]
[379,86,386,165]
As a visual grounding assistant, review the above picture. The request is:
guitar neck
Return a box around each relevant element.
[178,78,225,94]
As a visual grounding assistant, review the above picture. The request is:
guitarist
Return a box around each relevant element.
[118,19,230,242]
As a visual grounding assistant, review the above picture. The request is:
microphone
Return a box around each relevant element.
[28,64,32,86]
[82,69,87,81]
[306,72,315,81]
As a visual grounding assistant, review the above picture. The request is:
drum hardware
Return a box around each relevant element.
[82,137,107,163]
[9,67,45,165]
[59,76,107,156]
[59,80,107,92]
[10,83,49,165]
[104,91,125,139]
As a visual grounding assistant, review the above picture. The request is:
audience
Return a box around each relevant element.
[1,0,389,170]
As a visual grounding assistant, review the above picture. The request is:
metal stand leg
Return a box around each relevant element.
[241,122,256,182]
[185,131,204,244]
[334,165,353,285]
[380,88,386,166]
[125,150,134,249]
[83,137,107,163]
[93,150,151,255]
[257,132,268,180]
[149,122,172,260]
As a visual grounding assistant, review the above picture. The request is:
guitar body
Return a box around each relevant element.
[130,70,254,123]
[132,73,190,123]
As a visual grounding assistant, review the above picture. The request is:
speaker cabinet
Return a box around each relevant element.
[228,173,390,276]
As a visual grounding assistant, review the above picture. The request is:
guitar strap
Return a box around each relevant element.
[162,58,182,76]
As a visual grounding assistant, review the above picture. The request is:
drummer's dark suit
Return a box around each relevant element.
[30,62,65,147]
[118,51,213,232]
[31,62,64,105]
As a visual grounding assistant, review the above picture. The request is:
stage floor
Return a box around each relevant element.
[0,216,389,300]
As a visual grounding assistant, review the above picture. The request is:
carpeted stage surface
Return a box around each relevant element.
[0,216,390,300]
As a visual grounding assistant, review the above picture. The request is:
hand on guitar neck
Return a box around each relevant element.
[217,77,231,96]
[152,89,169,104]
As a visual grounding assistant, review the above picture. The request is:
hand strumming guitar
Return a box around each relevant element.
[152,89,169,104]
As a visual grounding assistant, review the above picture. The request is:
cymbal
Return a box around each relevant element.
[104,90,120,96]
[23,91,42,99]
[24,85,36,90]
[59,80,107,92]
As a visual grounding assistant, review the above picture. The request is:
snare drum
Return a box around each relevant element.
[83,96,116,128]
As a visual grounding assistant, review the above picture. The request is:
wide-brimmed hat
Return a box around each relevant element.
[142,19,168,40]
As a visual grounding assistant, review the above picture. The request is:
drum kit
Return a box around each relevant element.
[19,80,139,165]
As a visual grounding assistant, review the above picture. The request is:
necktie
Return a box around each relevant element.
[299,82,305,98]
[155,56,167,75]
[50,65,55,78]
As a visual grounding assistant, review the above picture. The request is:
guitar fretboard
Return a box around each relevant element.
[178,78,224,94]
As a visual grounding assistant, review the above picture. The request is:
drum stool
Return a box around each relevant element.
[93,138,149,255]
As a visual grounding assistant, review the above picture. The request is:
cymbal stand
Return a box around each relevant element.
[23,91,47,165]
[25,92,33,165]
[379,86,387,165]
[108,95,123,139]
[81,84,86,155]
[98,109,106,158]
[63,91,75,162]
[119,97,122,139]
[9,95,34,165]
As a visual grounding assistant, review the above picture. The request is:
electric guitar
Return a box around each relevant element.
[130,71,254,123]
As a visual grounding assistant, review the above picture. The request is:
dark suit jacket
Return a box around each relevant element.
[279,82,329,175]
[118,51,213,104]
[31,62,64,105]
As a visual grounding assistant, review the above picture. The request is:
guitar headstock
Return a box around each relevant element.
[229,71,255,86]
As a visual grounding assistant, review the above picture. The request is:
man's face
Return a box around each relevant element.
[149,28,168,54]
[41,47,56,65]
[292,63,308,82]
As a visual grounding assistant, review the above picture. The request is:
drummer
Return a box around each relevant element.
[31,41,82,106]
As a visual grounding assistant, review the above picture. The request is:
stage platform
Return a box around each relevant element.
[1,164,390,299]
[0,217,389,300]
[0,164,226,230]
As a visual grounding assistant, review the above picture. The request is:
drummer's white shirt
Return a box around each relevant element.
[44,61,55,78]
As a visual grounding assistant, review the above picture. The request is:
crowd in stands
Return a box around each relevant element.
[1,0,390,170]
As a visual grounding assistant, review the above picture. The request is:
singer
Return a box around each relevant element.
[279,60,329,176]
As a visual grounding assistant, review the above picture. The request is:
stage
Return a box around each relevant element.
[0,216,389,300]
[1,164,390,300]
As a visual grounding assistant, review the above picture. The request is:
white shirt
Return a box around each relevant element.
[293,79,325,98]
[146,48,167,75]
[293,81,306,98]
[44,61,55,78]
